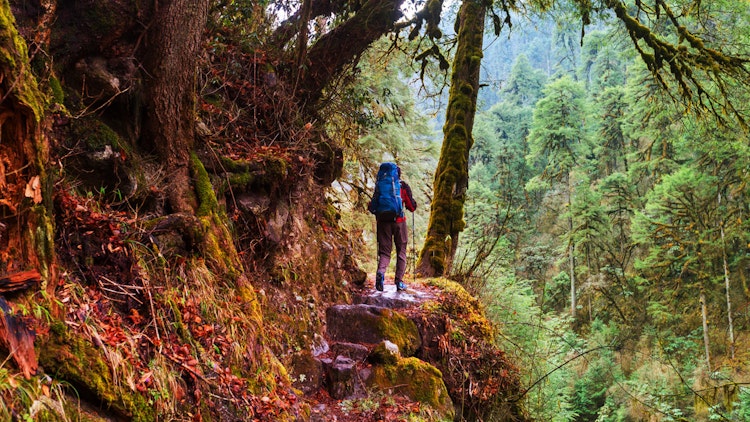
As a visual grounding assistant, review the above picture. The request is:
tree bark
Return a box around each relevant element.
[569,236,576,317]
[0,0,55,292]
[700,286,711,371]
[0,297,36,379]
[295,0,405,106]
[568,176,576,318]
[417,0,485,277]
[718,192,735,360]
[141,0,210,213]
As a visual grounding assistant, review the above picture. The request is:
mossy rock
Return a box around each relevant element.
[289,350,324,395]
[369,356,454,420]
[368,340,399,365]
[64,116,144,200]
[219,154,290,195]
[326,304,421,357]
[69,116,123,151]
[423,278,494,339]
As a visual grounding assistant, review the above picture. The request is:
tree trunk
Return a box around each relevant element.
[417,0,485,277]
[568,176,576,318]
[718,192,735,359]
[568,242,576,318]
[0,0,55,292]
[141,0,210,213]
[700,286,711,371]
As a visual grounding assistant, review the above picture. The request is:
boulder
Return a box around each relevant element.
[369,356,454,420]
[368,340,400,365]
[288,350,324,395]
[325,304,421,356]
[353,285,435,309]
[330,342,370,362]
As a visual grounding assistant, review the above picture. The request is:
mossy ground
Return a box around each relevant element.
[37,323,155,421]
[417,278,528,421]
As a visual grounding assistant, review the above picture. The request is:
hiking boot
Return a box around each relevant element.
[375,272,384,291]
[396,281,407,292]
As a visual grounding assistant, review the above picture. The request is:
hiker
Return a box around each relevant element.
[368,162,417,292]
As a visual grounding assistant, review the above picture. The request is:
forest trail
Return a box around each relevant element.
[296,280,452,421]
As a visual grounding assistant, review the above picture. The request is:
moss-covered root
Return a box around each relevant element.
[190,152,242,279]
[37,324,154,421]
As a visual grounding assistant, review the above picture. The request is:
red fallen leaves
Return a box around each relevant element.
[53,188,347,418]
[127,309,144,325]
[56,190,133,264]
[192,323,214,338]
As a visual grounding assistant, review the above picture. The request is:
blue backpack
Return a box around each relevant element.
[372,162,403,222]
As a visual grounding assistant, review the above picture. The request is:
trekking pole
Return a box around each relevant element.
[412,211,416,282]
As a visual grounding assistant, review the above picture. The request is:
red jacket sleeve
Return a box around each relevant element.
[400,181,417,212]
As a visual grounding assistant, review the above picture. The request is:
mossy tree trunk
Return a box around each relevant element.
[0,0,55,291]
[141,0,210,214]
[417,0,486,277]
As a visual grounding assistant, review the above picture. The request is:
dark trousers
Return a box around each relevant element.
[376,220,408,282]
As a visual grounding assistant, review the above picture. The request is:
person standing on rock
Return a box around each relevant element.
[368,162,417,292]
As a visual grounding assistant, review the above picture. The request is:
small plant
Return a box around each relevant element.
[338,399,355,413]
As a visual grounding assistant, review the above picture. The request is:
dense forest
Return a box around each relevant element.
[0,0,749,421]
[453,5,750,421]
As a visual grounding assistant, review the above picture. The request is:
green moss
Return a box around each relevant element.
[369,342,399,365]
[370,357,454,419]
[191,153,220,217]
[30,205,55,283]
[166,296,190,342]
[423,278,493,339]
[375,309,421,356]
[228,172,255,190]
[261,154,289,180]
[220,156,250,173]
[48,76,64,105]
[38,326,154,421]
[220,154,289,194]
[0,1,47,121]
[70,117,122,150]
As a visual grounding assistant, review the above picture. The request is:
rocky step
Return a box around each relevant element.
[325,304,421,356]
[352,283,435,309]
[290,285,455,420]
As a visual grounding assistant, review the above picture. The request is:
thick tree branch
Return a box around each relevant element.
[295,0,405,106]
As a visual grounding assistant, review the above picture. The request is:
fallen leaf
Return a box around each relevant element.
[24,175,42,204]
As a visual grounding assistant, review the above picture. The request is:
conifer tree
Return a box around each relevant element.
[526,75,588,316]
